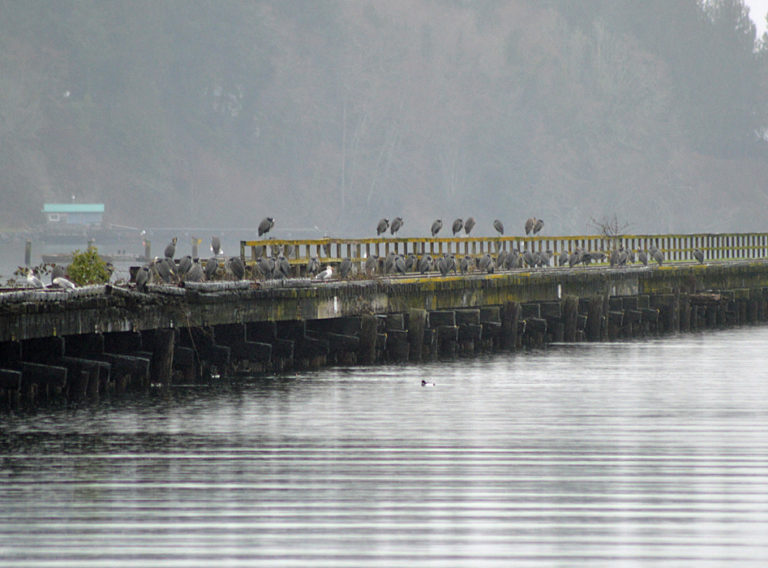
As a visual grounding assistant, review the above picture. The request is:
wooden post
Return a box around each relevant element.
[408,309,427,362]
[150,329,175,389]
[24,240,32,266]
[358,314,377,364]
[501,301,520,350]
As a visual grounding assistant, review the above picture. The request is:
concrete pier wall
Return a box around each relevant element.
[2,261,768,407]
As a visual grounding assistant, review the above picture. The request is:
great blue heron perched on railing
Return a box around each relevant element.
[390,217,404,236]
[452,218,463,235]
[376,218,389,236]
[464,217,476,235]
[430,219,443,237]
[493,219,504,236]
[258,217,275,237]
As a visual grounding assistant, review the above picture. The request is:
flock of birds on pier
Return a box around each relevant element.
[16,213,714,291]
[121,214,712,290]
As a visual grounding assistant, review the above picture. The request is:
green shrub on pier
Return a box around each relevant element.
[68,246,111,285]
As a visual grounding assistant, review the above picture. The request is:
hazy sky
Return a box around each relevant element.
[747,0,768,37]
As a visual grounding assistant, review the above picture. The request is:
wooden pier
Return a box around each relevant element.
[3,232,768,408]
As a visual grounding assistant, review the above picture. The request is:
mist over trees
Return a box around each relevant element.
[2,0,768,236]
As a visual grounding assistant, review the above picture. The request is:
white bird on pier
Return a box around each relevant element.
[315,265,333,280]
[26,268,45,289]
[52,276,76,290]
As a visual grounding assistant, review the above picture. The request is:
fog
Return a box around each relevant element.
[1,0,768,239]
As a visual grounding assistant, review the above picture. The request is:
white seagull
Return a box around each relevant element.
[315,265,333,281]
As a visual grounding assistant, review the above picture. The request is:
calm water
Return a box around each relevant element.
[2,327,768,567]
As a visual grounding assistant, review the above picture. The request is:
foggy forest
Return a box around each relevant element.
[2,0,768,237]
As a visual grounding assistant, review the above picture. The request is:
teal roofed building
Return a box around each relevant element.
[42,203,105,226]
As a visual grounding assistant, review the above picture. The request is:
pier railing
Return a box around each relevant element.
[241,233,768,265]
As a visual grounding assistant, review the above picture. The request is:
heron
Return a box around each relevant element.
[228,256,245,280]
[431,219,443,237]
[258,217,275,237]
[153,257,175,283]
[204,257,219,280]
[135,265,150,292]
[693,248,705,264]
[185,261,204,282]
[211,236,222,256]
[558,250,568,267]
[177,255,193,278]
[164,237,177,259]
[464,217,476,235]
[307,256,321,276]
[459,255,470,274]
[478,253,493,273]
[405,254,417,272]
[390,217,404,236]
[493,219,504,236]
[257,256,274,279]
[533,218,544,234]
[315,265,333,280]
[339,257,352,278]
[384,252,396,274]
[376,218,389,236]
[418,255,433,274]
[395,254,407,275]
[276,255,291,279]
[652,248,664,266]
[523,249,536,267]
[364,255,378,276]
[438,255,450,276]
[452,218,463,235]
[638,250,648,266]
[525,217,535,235]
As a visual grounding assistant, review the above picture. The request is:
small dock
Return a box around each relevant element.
[3,232,768,408]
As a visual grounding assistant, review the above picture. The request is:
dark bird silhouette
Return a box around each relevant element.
[376,218,389,236]
[693,248,705,264]
[431,219,443,237]
[390,217,404,236]
[177,255,193,278]
[275,255,291,279]
[185,261,204,282]
[452,218,463,235]
[339,257,352,278]
[204,257,218,280]
[307,256,320,276]
[533,218,544,234]
[525,217,536,235]
[364,255,378,276]
[135,266,150,292]
[395,254,407,275]
[258,217,275,237]
[228,256,246,280]
[164,237,177,259]
[418,255,433,274]
[464,217,476,235]
[652,248,664,267]
[493,219,504,236]
[638,250,648,266]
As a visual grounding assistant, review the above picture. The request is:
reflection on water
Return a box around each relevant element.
[2,327,768,566]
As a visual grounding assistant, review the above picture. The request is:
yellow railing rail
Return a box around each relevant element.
[241,233,768,265]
